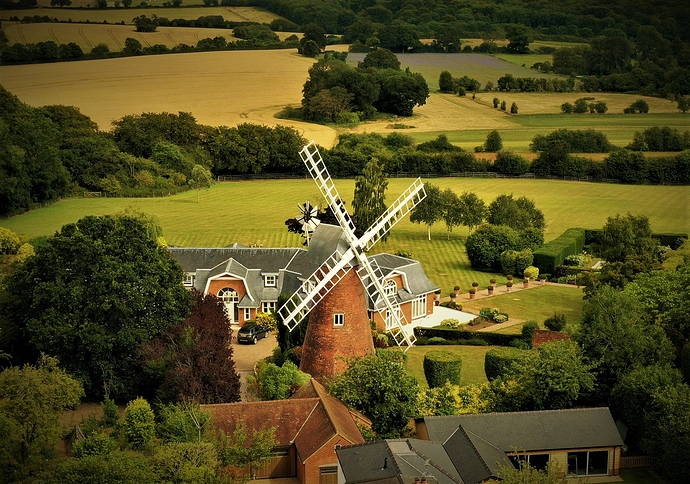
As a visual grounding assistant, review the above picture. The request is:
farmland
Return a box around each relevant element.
[2,178,687,296]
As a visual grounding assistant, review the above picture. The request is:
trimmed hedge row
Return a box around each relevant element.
[423,350,462,388]
[414,327,522,346]
[585,229,687,250]
[484,347,532,381]
[533,228,585,274]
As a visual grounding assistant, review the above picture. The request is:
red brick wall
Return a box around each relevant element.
[207,279,247,301]
[532,329,571,347]
[300,436,351,484]
[300,269,375,382]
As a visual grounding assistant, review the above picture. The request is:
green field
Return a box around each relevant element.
[402,345,496,387]
[462,284,586,333]
[2,178,687,296]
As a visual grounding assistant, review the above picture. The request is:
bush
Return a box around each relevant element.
[683,342,690,384]
[414,327,522,347]
[466,224,522,270]
[523,266,539,279]
[428,336,451,345]
[493,314,508,324]
[521,320,538,348]
[499,248,534,276]
[0,227,21,254]
[101,397,119,427]
[72,430,115,458]
[510,102,518,114]
[484,347,531,380]
[533,228,585,274]
[544,312,567,331]
[123,398,156,449]
[439,318,461,329]
[423,350,462,388]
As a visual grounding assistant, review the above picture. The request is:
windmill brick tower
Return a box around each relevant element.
[279,142,426,382]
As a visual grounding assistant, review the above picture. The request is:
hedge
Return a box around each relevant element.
[414,327,522,346]
[484,347,532,381]
[585,229,686,250]
[533,228,585,274]
[423,350,462,388]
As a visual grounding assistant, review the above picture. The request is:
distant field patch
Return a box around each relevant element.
[347,52,557,91]
[4,22,238,51]
[0,6,282,24]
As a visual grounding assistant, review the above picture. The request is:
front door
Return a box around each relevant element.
[218,287,239,323]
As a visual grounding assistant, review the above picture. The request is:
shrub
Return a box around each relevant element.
[72,430,115,458]
[466,224,521,270]
[573,98,588,113]
[0,227,21,254]
[493,151,530,176]
[123,398,156,449]
[493,97,500,108]
[493,314,508,324]
[533,228,585,274]
[521,320,538,348]
[561,102,574,113]
[439,318,461,329]
[428,337,450,345]
[101,397,119,427]
[683,342,690,383]
[484,130,503,152]
[484,347,531,380]
[523,266,539,279]
[500,100,507,111]
[423,350,462,388]
[510,102,518,114]
[544,312,567,331]
[414,327,521,347]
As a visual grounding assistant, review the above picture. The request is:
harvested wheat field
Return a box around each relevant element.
[1,49,338,147]
[1,6,282,24]
[4,22,240,51]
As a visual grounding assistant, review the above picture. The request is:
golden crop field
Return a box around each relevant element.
[0,6,282,24]
[4,22,240,51]
[0,49,339,147]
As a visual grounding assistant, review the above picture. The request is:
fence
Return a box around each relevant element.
[620,456,652,469]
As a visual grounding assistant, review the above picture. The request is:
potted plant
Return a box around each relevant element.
[506,281,513,292]
[469,288,476,300]
[434,290,441,305]
[490,278,496,288]
[453,285,461,296]
[450,291,457,302]
[487,285,494,296]
[539,274,547,285]
[507,275,514,283]
[523,278,530,288]
[472,282,479,292]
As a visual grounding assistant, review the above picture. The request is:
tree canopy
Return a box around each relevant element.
[3,214,193,399]
[352,158,388,235]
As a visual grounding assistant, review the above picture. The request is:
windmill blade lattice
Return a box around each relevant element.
[280,141,426,349]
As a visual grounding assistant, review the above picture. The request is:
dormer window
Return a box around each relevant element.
[264,274,277,287]
[183,273,195,287]
[384,280,397,299]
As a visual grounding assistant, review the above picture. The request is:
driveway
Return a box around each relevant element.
[230,329,278,401]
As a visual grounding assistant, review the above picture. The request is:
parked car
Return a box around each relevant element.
[237,324,269,344]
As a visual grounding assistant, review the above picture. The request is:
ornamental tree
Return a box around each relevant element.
[142,290,240,404]
[329,351,418,438]
[410,182,443,240]
[352,158,388,236]
[4,214,193,399]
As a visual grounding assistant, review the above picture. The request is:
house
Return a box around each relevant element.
[202,378,370,484]
[337,408,624,483]
[168,223,439,333]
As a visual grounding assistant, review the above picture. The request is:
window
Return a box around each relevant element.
[567,450,609,476]
[384,280,397,299]
[385,306,401,330]
[244,308,251,321]
[412,295,427,319]
[183,273,195,287]
[510,454,550,472]
[264,274,277,287]
[334,313,344,326]
[262,301,276,313]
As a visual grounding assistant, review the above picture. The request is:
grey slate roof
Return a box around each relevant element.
[337,439,463,484]
[422,408,624,452]
[168,224,438,309]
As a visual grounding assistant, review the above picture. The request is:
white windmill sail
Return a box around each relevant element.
[278,141,426,349]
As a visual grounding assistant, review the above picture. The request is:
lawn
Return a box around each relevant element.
[2,178,687,296]
[461,284,586,334]
[401,345,496,388]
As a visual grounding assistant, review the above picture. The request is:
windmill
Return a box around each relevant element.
[294,200,321,246]
[278,141,426,380]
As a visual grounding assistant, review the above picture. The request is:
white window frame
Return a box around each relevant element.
[262,301,277,313]
[183,273,195,287]
[244,308,251,321]
[385,306,401,330]
[384,280,397,299]
[264,274,277,287]
[334,313,344,326]
[218,287,239,322]
[412,294,427,319]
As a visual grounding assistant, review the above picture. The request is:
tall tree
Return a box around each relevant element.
[188,164,213,202]
[596,213,658,263]
[410,182,443,240]
[3,215,193,399]
[142,290,240,404]
[329,351,418,438]
[487,194,544,231]
[352,158,387,235]
[458,191,487,232]
[440,189,463,238]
